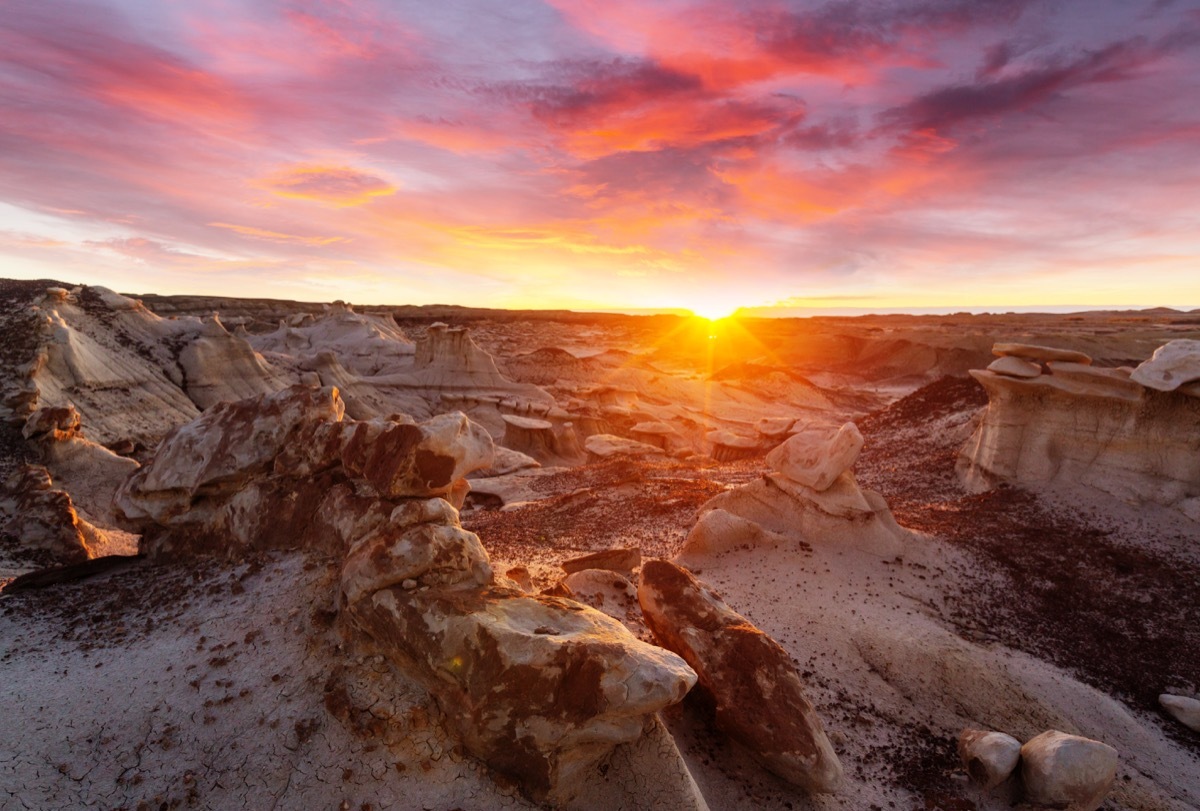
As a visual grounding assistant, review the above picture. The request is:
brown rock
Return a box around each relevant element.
[562,547,641,576]
[348,584,696,805]
[1020,730,1117,811]
[637,560,843,793]
[993,342,1092,365]
[957,728,1020,789]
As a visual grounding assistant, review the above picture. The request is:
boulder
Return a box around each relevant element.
[987,356,1041,379]
[957,728,1020,789]
[1159,693,1200,732]
[638,560,843,793]
[1019,730,1117,811]
[348,585,696,805]
[993,342,1092,365]
[1130,339,1200,391]
[706,429,761,462]
[562,569,640,630]
[501,414,584,466]
[562,547,641,576]
[765,422,863,492]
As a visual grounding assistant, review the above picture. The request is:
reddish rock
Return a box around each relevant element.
[561,547,641,576]
[637,559,843,793]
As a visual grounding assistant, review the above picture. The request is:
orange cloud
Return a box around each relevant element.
[256,165,397,206]
[208,222,347,246]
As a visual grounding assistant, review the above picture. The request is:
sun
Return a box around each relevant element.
[688,302,741,321]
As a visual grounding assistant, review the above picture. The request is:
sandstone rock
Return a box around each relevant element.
[22,404,81,439]
[630,422,686,453]
[987,356,1041,378]
[349,584,696,805]
[584,434,662,459]
[562,569,639,629]
[958,365,1200,520]
[676,508,790,563]
[1159,693,1200,732]
[766,422,863,492]
[179,314,291,409]
[638,560,843,793]
[340,411,494,498]
[706,429,761,462]
[993,342,1092,365]
[339,498,493,603]
[957,728,1020,789]
[504,565,534,592]
[755,416,796,440]
[1130,339,1200,391]
[1020,730,1117,811]
[562,547,641,576]
[470,445,540,478]
[698,470,908,557]
[501,414,584,466]
[249,302,414,376]
[0,466,98,565]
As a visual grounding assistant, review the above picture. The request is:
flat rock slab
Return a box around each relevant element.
[993,342,1092,365]
[562,547,641,576]
[638,560,843,793]
[987,356,1041,379]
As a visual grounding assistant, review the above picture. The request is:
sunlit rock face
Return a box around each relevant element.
[958,341,1200,522]
[117,384,696,805]
[178,314,290,409]
[0,465,104,565]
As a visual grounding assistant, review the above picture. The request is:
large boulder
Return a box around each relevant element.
[765,422,863,492]
[638,560,843,793]
[1130,339,1200,391]
[1019,730,1117,811]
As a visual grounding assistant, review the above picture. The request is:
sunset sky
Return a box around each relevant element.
[2,0,1199,314]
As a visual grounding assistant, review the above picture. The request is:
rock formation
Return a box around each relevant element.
[959,341,1200,522]
[690,422,908,557]
[0,465,105,565]
[583,433,664,459]
[178,314,290,409]
[248,301,415,376]
[638,560,843,793]
[501,414,585,466]
[1129,339,1200,391]
[116,385,697,805]
[1019,730,1117,811]
[1159,693,1200,732]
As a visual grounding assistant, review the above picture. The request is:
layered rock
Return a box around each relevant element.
[692,422,907,557]
[248,301,415,376]
[501,415,585,466]
[958,341,1200,522]
[1019,730,1117,811]
[178,314,290,409]
[638,560,843,793]
[118,385,697,805]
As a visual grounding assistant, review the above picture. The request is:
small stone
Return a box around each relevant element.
[1159,693,1200,732]
[957,728,1020,789]
[401,579,418,590]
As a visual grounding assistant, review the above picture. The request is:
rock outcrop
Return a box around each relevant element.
[584,433,664,459]
[501,415,585,466]
[117,385,697,805]
[1,465,105,565]
[638,560,843,793]
[1019,730,1117,811]
[248,301,415,376]
[178,314,290,409]
[958,341,1200,522]
[957,728,1020,789]
[691,422,908,557]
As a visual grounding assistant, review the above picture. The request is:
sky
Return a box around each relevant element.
[2,0,1199,315]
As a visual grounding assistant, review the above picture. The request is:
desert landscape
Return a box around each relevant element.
[1,278,1197,810]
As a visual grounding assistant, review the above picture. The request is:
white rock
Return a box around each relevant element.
[766,422,864,492]
[584,434,663,459]
[1130,339,1200,391]
[987,356,1041,379]
[957,728,1020,789]
[1159,693,1200,732]
[676,508,789,562]
[1020,730,1117,811]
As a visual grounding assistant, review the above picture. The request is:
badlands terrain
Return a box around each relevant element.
[1,277,1198,811]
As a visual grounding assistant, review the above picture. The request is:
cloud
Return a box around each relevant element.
[208,222,347,246]
[256,165,398,206]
